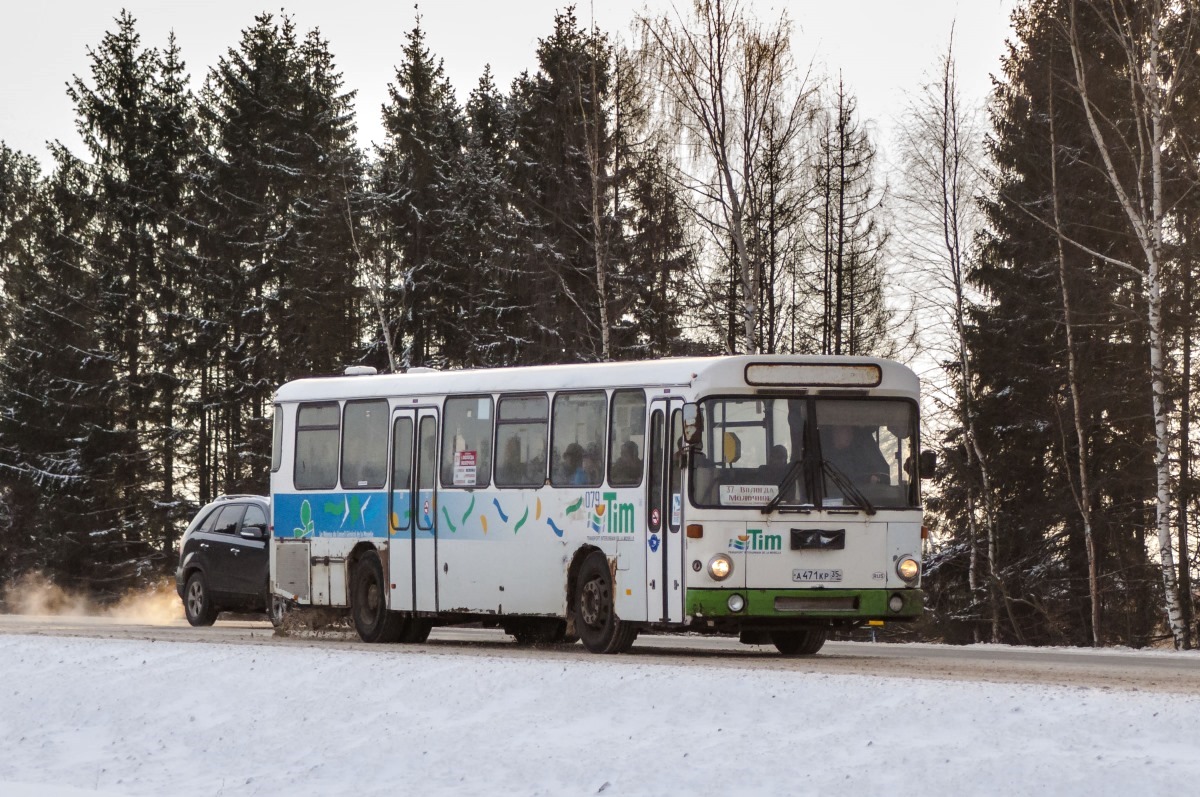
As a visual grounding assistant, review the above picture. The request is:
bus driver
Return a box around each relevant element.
[825,424,889,485]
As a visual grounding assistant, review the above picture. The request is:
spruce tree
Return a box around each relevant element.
[509,9,614,363]
[66,12,198,557]
[0,151,126,590]
[372,20,467,369]
[193,13,363,498]
[945,0,1162,645]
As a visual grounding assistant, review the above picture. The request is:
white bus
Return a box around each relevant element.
[269,355,931,654]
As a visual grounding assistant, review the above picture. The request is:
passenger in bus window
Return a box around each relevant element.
[499,436,524,484]
[582,445,601,484]
[612,440,642,483]
[768,445,788,467]
[528,435,546,484]
[560,443,585,484]
[825,425,889,484]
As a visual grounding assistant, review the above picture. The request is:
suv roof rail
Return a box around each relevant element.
[215,494,263,501]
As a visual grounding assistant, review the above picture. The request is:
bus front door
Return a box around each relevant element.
[646,398,686,624]
[388,407,440,614]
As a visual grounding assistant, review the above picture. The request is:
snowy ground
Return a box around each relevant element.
[2,634,1198,797]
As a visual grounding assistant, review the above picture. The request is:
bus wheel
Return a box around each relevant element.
[400,617,432,644]
[184,572,218,627]
[507,618,570,645]
[575,552,636,654]
[351,552,405,643]
[772,628,828,656]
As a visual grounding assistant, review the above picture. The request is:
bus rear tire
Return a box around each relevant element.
[772,628,827,656]
[400,617,432,643]
[351,552,405,643]
[575,552,636,654]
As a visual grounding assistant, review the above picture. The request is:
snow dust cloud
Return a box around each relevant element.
[0,572,182,624]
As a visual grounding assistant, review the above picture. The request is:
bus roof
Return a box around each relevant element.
[273,355,919,403]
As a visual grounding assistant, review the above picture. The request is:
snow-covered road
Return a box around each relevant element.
[2,633,1198,796]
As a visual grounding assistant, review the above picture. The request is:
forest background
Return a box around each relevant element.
[0,0,1197,649]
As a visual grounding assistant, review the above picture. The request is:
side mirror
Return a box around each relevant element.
[681,403,703,446]
[919,450,937,480]
[240,523,268,540]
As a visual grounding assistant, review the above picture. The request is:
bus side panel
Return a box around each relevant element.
[430,487,648,621]
[433,488,560,615]
[272,489,388,607]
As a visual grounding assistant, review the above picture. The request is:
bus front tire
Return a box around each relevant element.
[351,552,405,643]
[574,552,637,654]
[506,618,571,645]
[772,628,827,656]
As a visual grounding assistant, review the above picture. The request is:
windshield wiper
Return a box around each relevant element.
[820,461,876,515]
[761,459,809,514]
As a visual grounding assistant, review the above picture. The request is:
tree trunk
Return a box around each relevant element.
[1067,0,1186,647]
[1048,70,1101,645]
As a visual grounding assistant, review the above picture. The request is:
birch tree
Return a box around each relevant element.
[640,0,812,354]
[896,36,1001,641]
[1065,0,1194,648]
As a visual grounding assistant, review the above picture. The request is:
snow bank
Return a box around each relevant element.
[1,635,1196,796]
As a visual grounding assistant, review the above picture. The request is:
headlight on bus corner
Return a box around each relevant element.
[896,556,920,583]
[708,554,734,581]
[727,593,746,613]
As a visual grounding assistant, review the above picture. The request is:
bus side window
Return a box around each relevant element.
[608,389,646,487]
[551,391,606,488]
[669,409,683,531]
[392,417,413,492]
[295,402,340,490]
[441,396,493,489]
[271,404,283,473]
[341,399,389,489]
[495,394,548,488]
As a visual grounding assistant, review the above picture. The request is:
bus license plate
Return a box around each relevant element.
[793,569,842,583]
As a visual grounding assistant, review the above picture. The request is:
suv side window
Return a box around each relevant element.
[242,504,267,531]
[196,507,221,534]
[212,505,245,535]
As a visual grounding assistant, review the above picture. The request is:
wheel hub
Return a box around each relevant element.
[187,581,203,616]
[580,577,609,628]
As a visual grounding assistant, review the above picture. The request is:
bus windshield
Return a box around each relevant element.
[689,397,919,510]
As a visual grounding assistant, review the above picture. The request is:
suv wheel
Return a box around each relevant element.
[269,595,289,628]
[184,572,218,627]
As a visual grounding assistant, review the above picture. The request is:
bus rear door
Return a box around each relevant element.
[388,406,440,614]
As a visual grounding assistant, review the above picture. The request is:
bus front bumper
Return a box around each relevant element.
[686,587,923,622]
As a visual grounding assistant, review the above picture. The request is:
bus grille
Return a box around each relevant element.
[774,596,858,612]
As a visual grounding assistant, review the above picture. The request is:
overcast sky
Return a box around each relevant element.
[2,0,1015,168]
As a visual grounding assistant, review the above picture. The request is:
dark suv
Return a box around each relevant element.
[175,495,282,627]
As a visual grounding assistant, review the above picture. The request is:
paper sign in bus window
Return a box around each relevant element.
[454,450,478,486]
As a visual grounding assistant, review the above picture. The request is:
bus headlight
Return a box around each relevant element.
[708,554,733,581]
[896,557,920,583]
[727,593,746,612]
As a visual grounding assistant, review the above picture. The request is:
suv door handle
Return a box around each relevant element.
[199,543,210,550]
[230,548,240,555]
